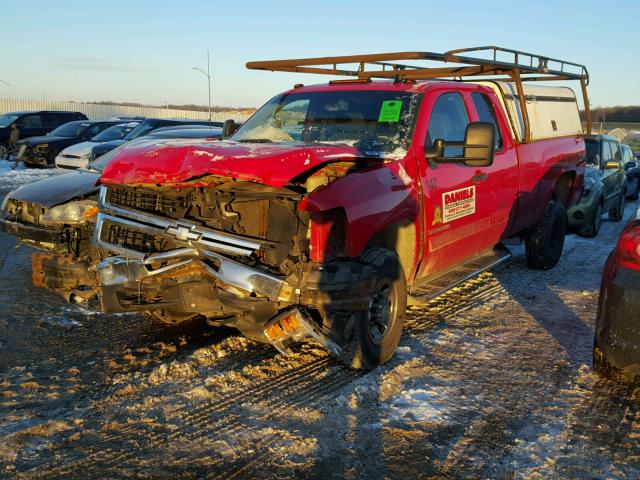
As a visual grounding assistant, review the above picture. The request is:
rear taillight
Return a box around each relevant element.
[618,222,640,271]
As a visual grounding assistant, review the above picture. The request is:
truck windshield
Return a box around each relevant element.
[233,90,419,157]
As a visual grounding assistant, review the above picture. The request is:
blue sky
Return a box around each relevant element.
[0,0,637,108]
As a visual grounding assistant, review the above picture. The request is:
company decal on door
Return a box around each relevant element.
[442,186,476,222]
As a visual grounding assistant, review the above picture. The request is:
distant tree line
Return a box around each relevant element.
[581,106,640,123]
[87,100,255,113]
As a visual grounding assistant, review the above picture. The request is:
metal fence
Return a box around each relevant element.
[0,98,253,122]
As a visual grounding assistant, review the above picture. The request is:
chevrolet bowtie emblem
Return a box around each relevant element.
[164,222,202,242]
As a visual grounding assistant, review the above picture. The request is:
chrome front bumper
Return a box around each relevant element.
[93,184,291,309]
[97,247,289,303]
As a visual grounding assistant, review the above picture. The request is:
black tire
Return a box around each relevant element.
[593,344,640,384]
[339,248,406,370]
[524,201,567,270]
[145,309,201,325]
[578,201,602,238]
[0,142,7,159]
[609,192,625,222]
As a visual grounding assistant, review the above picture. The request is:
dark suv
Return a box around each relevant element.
[0,111,88,156]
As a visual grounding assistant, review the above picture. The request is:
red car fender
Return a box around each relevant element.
[299,156,421,263]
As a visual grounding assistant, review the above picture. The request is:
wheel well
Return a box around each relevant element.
[553,172,576,210]
[364,220,416,283]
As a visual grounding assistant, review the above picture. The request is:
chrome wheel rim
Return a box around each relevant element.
[367,280,396,344]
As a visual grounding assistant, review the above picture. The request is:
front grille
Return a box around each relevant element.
[107,186,188,216]
[101,221,165,255]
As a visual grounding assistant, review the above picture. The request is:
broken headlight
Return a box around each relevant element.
[41,200,99,225]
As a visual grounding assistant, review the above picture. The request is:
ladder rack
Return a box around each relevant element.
[246,46,592,141]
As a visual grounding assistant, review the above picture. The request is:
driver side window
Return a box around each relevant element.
[426,93,469,158]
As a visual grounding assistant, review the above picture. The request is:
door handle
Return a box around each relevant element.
[471,172,488,183]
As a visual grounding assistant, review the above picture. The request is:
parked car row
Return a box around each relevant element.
[0,109,222,168]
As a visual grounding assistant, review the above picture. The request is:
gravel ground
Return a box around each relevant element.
[0,162,639,479]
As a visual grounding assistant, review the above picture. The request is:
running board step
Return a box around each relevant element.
[407,246,512,306]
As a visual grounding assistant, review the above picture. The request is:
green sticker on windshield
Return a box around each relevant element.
[378,100,403,123]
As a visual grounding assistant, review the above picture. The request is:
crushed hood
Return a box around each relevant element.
[99,140,371,188]
[7,170,100,207]
[19,135,71,147]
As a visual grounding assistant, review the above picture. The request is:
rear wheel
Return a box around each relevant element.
[579,202,602,238]
[525,201,567,270]
[609,192,626,222]
[339,248,406,370]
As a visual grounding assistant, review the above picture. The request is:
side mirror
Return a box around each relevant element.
[604,160,621,170]
[222,119,236,137]
[425,122,495,167]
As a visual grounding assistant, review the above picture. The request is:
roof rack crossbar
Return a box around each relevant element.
[247,47,588,83]
[246,46,592,140]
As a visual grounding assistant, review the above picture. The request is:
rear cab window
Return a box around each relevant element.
[471,92,503,150]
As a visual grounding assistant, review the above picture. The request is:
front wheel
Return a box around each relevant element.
[524,201,567,270]
[339,248,406,370]
[609,192,626,222]
[579,202,602,238]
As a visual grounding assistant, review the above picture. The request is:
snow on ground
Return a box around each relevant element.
[0,166,639,478]
[0,160,64,193]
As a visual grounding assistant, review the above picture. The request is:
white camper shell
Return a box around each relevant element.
[479,81,583,143]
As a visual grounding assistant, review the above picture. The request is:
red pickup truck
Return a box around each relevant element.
[94,48,588,369]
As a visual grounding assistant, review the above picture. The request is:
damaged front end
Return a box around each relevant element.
[0,194,100,303]
[93,173,378,354]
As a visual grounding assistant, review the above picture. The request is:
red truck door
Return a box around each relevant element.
[467,90,519,247]
[414,89,494,278]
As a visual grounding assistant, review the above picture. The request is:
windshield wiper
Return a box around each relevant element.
[235,138,274,143]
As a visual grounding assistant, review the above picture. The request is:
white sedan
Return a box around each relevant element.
[55,122,139,169]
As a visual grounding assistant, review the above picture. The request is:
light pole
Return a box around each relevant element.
[192,50,212,121]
